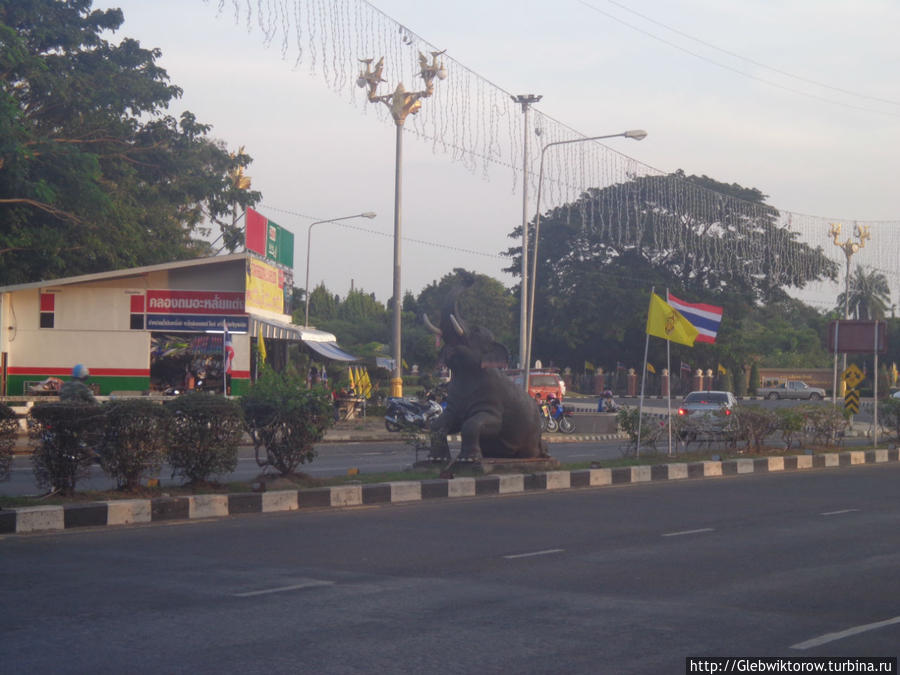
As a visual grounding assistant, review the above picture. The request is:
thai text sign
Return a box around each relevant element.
[245,207,294,268]
[146,290,245,315]
[245,258,284,314]
[146,314,249,332]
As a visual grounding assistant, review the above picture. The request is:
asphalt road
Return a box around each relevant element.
[2,464,898,673]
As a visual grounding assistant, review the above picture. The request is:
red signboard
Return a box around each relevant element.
[827,320,887,354]
[146,290,245,315]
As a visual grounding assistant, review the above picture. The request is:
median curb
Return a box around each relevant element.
[2,447,898,536]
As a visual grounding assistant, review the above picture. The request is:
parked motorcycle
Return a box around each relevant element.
[384,397,443,432]
[537,398,557,433]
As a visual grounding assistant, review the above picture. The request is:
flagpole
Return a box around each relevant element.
[222,320,228,397]
[666,333,672,456]
[637,286,654,456]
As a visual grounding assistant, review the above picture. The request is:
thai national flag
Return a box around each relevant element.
[223,320,235,374]
[666,292,723,344]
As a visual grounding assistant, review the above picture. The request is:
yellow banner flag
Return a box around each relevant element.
[647,363,656,374]
[348,366,356,392]
[584,361,595,372]
[257,325,267,363]
[646,293,699,347]
[718,363,727,375]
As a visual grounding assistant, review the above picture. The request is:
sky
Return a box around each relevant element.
[91,0,900,310]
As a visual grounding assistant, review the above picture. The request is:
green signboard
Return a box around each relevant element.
[264,218,294,268]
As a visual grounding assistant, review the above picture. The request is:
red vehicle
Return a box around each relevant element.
[504,369,565,402]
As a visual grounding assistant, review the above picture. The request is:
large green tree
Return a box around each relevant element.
[505,171,839,372]
[0,0,259,284]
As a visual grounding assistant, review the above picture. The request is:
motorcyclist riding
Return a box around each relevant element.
[59,364,98,404]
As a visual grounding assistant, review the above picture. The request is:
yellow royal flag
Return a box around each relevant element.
[257,326,267,363]
[362,369,372,397]
[584,361,595,372]
[348,366,356,391]
[718,363,727,375]
[646,293,699,347]
[647,363,656,374]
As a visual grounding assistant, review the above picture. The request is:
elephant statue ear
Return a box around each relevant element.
[481,341,510,369]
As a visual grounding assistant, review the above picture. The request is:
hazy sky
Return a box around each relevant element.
[92,0,900,308]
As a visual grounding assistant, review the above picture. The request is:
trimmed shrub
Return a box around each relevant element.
[800,405,848,447]
[731,404,777,453]
[878,397,900,438]
[775,407,806,451]
[29,402,105,495]
[241,368,334,475]
[98,399,170,491]
[0,403,19,481]
[164,392,243,484]
[617,406,666,455]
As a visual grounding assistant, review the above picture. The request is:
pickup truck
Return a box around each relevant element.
[757,381,826,400]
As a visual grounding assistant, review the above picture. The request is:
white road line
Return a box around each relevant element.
[503,548,565,560]
[791,615,900,650]
[232,580,334,597]
[662,528,715,537]
[820,509,860,516]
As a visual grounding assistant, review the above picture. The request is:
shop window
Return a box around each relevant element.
[39,293,54,328]
[130,294,144,330]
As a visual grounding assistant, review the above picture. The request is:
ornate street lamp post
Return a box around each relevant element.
[829,222,871,402]
[357,52,447,397]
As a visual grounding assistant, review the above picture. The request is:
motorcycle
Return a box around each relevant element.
[384,396,443,432]
[537,399,557,433]
[547,396,575,433]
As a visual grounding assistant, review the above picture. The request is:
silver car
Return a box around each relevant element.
[677,390,737,419]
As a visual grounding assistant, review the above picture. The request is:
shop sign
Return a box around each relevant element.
[146,314,249,332]
[245,258,284,314]
[146,290,245,315]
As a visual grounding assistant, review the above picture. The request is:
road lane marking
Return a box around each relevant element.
[662,528,715,537]
[503,548,564,559]
[820,509,860,516]
[233,580,334,597]
[791,615,900,650]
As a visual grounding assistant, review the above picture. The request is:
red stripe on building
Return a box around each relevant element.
[9,367,150,377]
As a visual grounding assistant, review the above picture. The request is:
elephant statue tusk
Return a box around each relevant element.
[423,313,442,335]
[449,313,465,336]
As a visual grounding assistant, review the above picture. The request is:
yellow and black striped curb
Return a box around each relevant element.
[2,448,898,536]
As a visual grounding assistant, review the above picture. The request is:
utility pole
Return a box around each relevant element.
[512,94,542,374]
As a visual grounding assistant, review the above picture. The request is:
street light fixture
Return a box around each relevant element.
[357,51,447,397]
[523,130,647,390]
[304,212,377,327]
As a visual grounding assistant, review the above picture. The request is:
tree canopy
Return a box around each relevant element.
[504,171,840,373]
[0,0,259,285]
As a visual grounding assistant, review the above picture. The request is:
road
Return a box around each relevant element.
[2,464,898,673]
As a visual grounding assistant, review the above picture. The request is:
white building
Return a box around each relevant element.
[0,253,353,396]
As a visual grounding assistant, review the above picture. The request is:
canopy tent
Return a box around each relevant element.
[248,315,359,362]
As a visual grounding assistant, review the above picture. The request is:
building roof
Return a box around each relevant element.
[0,253,249,293]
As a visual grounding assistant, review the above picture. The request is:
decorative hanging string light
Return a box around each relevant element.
[207,0,900,303]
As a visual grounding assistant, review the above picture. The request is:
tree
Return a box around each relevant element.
[504,171,839,372]
[0,0,260,284]
[837,265,891,320]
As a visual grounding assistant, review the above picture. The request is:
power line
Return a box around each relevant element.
[578,0,900,118]
[601,0,900,108]
[260,204,506,260]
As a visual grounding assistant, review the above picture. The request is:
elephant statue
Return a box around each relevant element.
[423,286,547,463]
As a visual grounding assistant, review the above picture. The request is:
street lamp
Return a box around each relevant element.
[357,51,447,397]
[512,94,542,369]
[523,130,647,390]
[304,212,377,327]
[828,222,871,400]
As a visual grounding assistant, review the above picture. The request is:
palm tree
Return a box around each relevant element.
[836,265,891,320]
